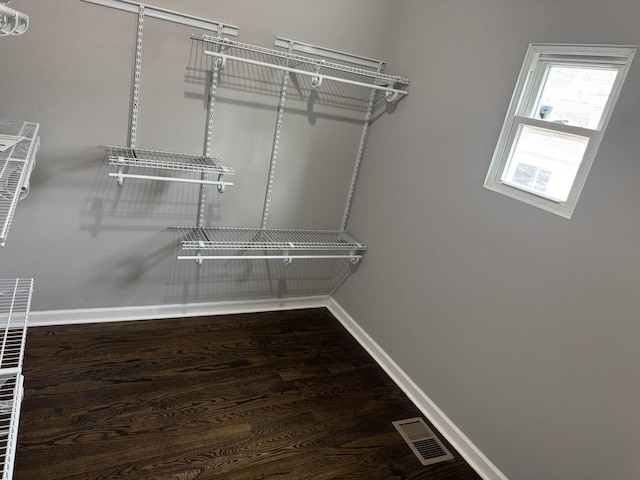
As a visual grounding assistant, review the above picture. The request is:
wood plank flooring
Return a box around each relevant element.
[15,308,480,480]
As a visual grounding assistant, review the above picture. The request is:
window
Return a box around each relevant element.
[485,44,635,218]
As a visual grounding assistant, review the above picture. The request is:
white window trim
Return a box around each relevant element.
[485,44,636,218]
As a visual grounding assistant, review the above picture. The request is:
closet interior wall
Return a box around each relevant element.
[0,0,398,311]
[89,2,409,265]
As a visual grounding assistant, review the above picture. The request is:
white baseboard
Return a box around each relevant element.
[326,298,508,480]
[28,295,330,326]
[28,294,506,480]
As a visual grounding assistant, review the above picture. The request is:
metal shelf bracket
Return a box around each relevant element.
[385,90,399,103]
[216,173,226,193]
[311,63,324,89]
[116,166,124,187]
[0,1,29,36]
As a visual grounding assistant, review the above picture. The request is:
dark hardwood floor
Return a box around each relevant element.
[15,308,480,479]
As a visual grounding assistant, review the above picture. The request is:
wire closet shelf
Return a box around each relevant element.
[192,34,410,102]
[0,278,33,480]
[106,146,235,190]
[175,227,367,263]
[0,120,39,247]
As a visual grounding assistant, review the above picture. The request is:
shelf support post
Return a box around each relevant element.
[340,62,384,232]
[261,43,293,230]
[198,30,224,229]
[129,4,144,149]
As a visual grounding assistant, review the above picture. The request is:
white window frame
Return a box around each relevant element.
[485,44,635,218]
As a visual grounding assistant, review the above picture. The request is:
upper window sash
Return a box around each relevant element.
[520,61,623,132]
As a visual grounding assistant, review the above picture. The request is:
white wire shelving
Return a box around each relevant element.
[83,1,240,199]
[0,120,40,247]
[174,227,367,264]
[0,1,29,36]
[192,34,410,102]
[0,278,33,480]
[106,146,235,191]
[177,35,413,264]
[86,2,410,265]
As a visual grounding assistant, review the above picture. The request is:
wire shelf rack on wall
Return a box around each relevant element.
[85,0,410,266]
[192,34,410,103]
[0,120,40,247]
[0,278,33,480]
[174,227,367,263]
[106,146,235,190]
[177,35,412,264]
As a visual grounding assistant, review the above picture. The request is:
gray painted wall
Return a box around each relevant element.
[0,0,394,310]
[3,1,640,479]
[335,1,640,479]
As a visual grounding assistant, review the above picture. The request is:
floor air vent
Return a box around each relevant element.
[392,417,454,466]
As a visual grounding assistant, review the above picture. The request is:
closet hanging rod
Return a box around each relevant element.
[81,0,239,35]
[108,172,233,187]
[203,50,409,99]
[177,254,362,261]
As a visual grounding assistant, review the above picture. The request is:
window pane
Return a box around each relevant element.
[501,124,589,202]
[533,66,618,129]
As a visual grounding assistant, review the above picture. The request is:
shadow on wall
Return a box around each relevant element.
[79,152,220,237]
[88,227,358,304]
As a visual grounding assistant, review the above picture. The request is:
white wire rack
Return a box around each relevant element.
[106,146,235,190]
[0,278,33,480]
[171,35,408,265]
[0,120,40,248]
[0,2,29,36]
[191,34,410,101]
[175,227,367,263]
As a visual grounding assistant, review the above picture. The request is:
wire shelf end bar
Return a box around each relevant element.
[81,0,239,35]
[203,50,409,100]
